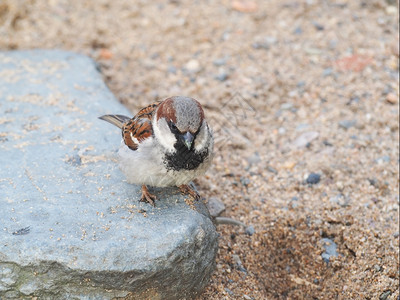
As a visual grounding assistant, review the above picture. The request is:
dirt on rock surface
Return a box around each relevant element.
[1,0,399,299]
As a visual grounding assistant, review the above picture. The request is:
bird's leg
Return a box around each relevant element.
[140,185,157,207]
[179,184,200,201]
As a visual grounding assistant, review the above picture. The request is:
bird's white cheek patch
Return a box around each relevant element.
[153,118,176,152]
[194,122,209,152]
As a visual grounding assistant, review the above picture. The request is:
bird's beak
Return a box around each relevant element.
[181,132,194,150]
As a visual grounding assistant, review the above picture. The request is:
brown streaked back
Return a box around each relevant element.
[99,101,161,151]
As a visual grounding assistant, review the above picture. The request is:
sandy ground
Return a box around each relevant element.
[1,0,399,299]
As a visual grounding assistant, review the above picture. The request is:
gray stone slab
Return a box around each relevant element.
[0,50,218,299]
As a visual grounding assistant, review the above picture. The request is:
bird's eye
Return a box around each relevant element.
[169,122,178,132]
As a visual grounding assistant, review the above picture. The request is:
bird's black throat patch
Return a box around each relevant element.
[164,141,208,171]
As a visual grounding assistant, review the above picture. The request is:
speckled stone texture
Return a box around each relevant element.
[0,50,218,300]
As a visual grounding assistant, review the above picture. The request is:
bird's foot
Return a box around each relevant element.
[179,184,200,201]
[140,185,157,207]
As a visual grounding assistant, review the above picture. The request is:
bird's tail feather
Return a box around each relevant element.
[98,114,130,129]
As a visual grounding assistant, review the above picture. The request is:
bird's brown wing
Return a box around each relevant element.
[122,101,161,151]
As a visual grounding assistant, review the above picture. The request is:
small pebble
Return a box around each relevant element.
[206,197,226,217]
[245,225,255,236]
[293,131,319,148]
[305,47,322,55]
[311,21,324,31]
[213,58,227,66]
[295,124,310,131]
[240,177,251,187]
[368,178,378,187]
[289,196,299,209]
[221,31,230,41]
[377,17,386,26]
[375,156,391,164]
[323,67,333,76]
[329,39,338,49]
[167,66,177,74]
[382,84,394,95]
[252,36,277,50]
[323,140,333,146]
[185,59,201,73]
[98,48,113,60]
[247,152,261,165]
[215,71,229,81]
[281,102,293,110]
[320,238,338,263]
[338,119,357,129]
[293,26,303,35]
[288,90,298,98]
[297,80,306,88]
[385,5,397,15]
[347,96,360,105]
[283,161,296,170]
[232,254,242,266]
[385,92,398,104]
[280,102,293,110]
[306,173,321,184]
[150,52,159,59]
[224,288,234,296]
[232,0,258,13]
[379,290,392,300]
[267,166,278,174]
[330,194,346,206]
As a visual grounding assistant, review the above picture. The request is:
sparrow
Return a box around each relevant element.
[99,96,214,206]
